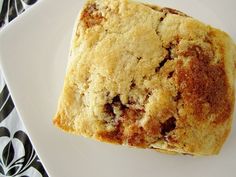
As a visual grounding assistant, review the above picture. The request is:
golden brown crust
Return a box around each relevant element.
[53,0,236,155]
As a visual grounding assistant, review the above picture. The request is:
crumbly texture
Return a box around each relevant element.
[53,0,236,155]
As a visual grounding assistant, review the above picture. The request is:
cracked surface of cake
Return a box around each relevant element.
[53,0,236,155]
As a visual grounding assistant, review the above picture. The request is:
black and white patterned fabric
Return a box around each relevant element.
[0,0,48,176]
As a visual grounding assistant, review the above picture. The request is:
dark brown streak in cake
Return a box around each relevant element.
[160,7,189,17]
[155,45,175,72]
[104,103,115,118]
[160,117,177,136]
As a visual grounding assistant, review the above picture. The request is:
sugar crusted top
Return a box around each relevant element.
[54,0,236,155]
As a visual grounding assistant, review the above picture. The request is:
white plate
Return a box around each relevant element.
[0,0,236,177]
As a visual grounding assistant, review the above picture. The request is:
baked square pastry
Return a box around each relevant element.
[53,0,236,155]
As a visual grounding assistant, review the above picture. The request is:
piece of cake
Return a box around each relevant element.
[53,0,236,155]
